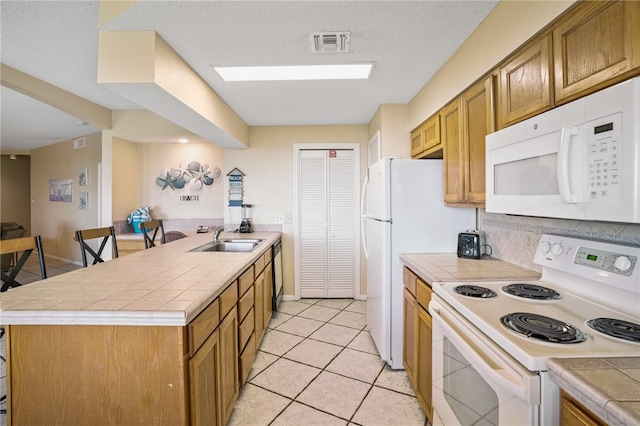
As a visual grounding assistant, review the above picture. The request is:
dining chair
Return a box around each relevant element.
[164,230,187,243]
[73,226,119,267]
[140,219,166,249]
[0,235,47,292]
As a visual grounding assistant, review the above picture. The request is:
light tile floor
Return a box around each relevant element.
[229,299,427,426]
[1,256,427,426]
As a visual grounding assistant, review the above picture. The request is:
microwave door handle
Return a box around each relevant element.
[558,126,579,203]
[360,169,370,259]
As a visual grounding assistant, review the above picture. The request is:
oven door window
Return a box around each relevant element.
[442,336,500,425]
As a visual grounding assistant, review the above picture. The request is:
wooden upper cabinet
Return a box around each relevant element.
[461,75,495,206]
[498,31,553,129]
[411,114,441,159]
[410,126,424,158]
[441,97,463,204]
[441,75,494,207]
[421,114,441,156]
[553,0,640,105]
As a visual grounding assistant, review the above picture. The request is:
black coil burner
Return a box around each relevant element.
[587,318,640,343]
[502,284,561,300]
[454,285,497,298]
[501,312,587,344]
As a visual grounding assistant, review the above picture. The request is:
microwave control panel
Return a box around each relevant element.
[586,112,622,203]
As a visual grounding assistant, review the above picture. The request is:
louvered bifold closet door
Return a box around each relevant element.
[327,150,356,297]
[298,149,356,298]
[299,150,328,297]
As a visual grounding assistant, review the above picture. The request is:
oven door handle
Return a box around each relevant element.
[430,297,541,405]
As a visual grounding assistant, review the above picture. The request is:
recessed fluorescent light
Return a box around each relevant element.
[178,138,189,143]
[215,63,374,81]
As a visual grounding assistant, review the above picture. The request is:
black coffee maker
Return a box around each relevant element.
[239,203,254,233]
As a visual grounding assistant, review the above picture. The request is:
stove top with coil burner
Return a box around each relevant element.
[502,283,561,300]
[431,234,640,371]
[453,284,497,298]
[501,312,588,344]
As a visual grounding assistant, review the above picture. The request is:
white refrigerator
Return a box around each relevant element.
[362,158,476,369]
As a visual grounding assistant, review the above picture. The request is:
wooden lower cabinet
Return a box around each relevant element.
[219,307,239,425]
[402,267,433,424]
[402,288,418,384]
[560,390,607,426]
[189,328,222,426]
[415,307,433,421]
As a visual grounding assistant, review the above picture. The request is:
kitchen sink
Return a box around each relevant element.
[189,239,264,253]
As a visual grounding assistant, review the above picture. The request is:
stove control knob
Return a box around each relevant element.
[551,243,563,256]
[614,256,632,272]
[540,241,551,253]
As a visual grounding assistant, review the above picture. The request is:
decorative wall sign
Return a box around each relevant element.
[78,167,88,186]
[49,179,72,202]
[156,161,221,192]
[227,168,245,207]
[78,192,88,210]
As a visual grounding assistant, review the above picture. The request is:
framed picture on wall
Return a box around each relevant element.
[78,167,88,186]
[49,179,72,202]
[79,192,88,210]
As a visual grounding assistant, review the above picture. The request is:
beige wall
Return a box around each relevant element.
[136,142,226,221]
[1,155,31,234]
[408,0,576,129]
[112,137,139,221]
[30,132,102,263]
[225,125,370,297]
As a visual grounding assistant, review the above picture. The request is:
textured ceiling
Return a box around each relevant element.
[0,0,498,151]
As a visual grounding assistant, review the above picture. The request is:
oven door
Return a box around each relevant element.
[429,295,541,426]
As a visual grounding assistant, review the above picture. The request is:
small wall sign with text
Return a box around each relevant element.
[179,195,200,201]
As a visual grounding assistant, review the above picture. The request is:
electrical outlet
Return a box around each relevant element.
[524,231,533,248]
[275,215,284,224]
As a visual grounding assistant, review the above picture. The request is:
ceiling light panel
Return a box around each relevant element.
[215,63,373,82]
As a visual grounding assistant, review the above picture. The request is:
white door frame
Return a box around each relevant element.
[293,143,361,300]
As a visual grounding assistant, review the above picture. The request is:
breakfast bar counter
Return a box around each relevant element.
[0,232,280,426]
[0,232,280,326]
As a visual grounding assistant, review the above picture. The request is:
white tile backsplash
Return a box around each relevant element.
[479,210,640,272]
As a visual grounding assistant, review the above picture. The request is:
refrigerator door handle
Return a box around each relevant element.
[361,170,370,259]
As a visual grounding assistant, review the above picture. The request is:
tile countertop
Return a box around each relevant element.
[548,357,640,425]
[400,253,541,283]
[0,232,280,327]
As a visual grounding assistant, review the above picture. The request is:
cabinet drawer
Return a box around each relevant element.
[238,285,254,321]
[254,253,265,275]
[238,266,254,297]
[403,267,417,296]
[239,308,255,352]
[239,333,256,386]
[188,298,220,356]
[219,281,238,320]
[416,281,434,311]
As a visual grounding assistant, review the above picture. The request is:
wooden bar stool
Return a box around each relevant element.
[140,219,166,249]
[0,235,47,292]
[73,226,119,267]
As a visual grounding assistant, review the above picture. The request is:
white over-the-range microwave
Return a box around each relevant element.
[486,77,639,224]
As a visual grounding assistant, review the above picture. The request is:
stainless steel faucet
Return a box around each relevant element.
[213,226,225,243]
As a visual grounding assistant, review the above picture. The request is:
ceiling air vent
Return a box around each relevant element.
[309,32,350,53]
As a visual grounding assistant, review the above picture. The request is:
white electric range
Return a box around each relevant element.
[429,234,640,426]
